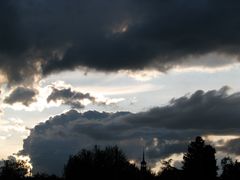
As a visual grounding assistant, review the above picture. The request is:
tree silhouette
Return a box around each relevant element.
[221,157,240,180]
[3,138,239,180]
[64,146,143,180]
[27,173,62,180]
[0,156,29,180]
[157,159,183,180]
[182,136,217,180]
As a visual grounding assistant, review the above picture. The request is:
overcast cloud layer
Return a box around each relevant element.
[21,87,240,174]
[1,0,240,84]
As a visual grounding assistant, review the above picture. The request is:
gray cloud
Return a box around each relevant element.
[20,87,240,174]
[125,86,240,131]
[4,87,38,106]
[219,138,240,155]
[2,0,240,84]
[47,87,95,109]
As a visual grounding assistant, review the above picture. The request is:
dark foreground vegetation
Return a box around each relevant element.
[1,136,240,180]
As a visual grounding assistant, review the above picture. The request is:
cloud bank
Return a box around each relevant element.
[20,87,240,174]
[1,0,240,84]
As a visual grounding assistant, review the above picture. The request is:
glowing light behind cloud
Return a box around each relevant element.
[205,135,240,147]
[152,153,184,174]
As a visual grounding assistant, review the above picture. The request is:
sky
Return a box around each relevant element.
[1,0,240,175]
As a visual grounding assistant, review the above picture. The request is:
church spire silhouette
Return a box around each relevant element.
[141,149,147,172]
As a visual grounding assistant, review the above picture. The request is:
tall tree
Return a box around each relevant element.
[157,159,183,180]
[221,157,240,180]
[182,136,217,180]
[64,146,143,180]
[0,156,29,180]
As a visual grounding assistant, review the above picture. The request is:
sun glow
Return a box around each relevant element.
[14,155,33,176]
[204,135,240,147]
[151,153,184,174]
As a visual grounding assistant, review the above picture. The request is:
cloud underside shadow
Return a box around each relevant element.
[1,0,240,84]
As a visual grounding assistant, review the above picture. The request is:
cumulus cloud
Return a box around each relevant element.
[20,87,240,174]
[4,87,38,106]
[2,0,240,84]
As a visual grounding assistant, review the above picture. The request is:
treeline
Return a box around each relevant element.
[1,136,240,180]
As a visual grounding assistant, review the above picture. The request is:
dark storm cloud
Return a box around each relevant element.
[20,87,240,174]
[47,87,95,109]
[2,0,240,84]
[4,87,38,106]
[125,86,240,131]
[0,0,41,85]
